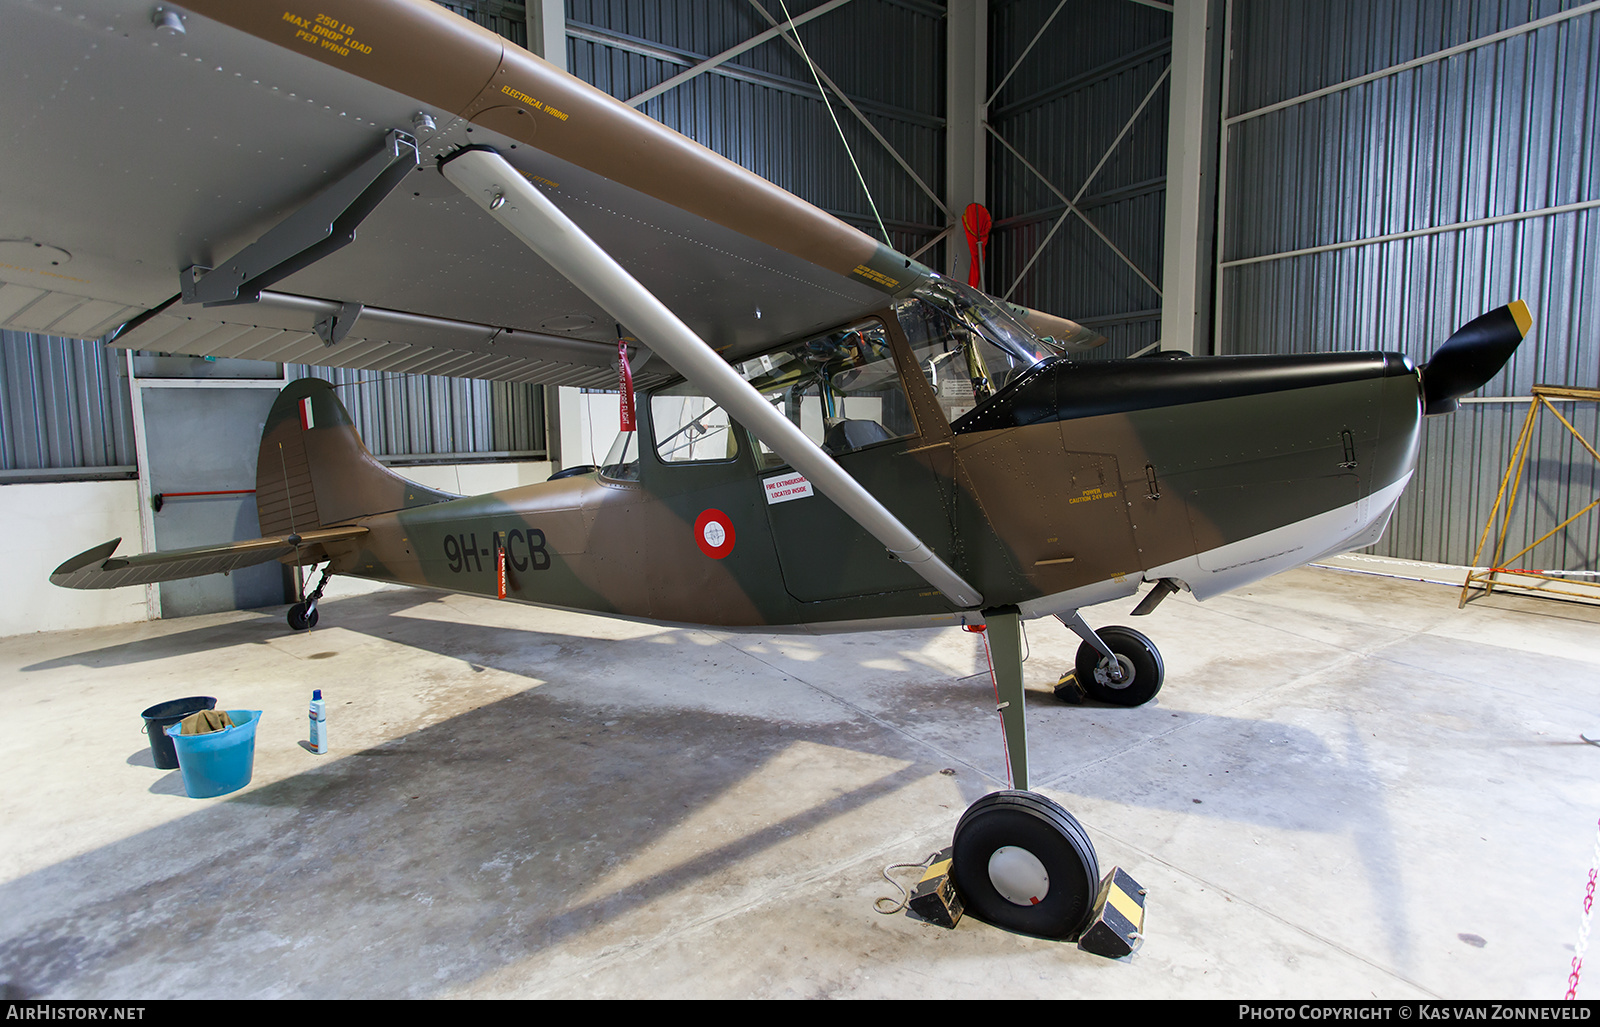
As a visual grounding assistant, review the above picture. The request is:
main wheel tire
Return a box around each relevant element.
[287,603,319,631]
[1074,625,1163,706]
[949,790,1100,940]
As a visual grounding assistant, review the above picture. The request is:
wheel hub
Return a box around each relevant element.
[988,845,1051,906]
[1094,653,1135,689]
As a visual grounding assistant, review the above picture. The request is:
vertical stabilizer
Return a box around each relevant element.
[255,379,457,535]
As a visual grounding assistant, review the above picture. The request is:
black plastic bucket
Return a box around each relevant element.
[141,696,218,770]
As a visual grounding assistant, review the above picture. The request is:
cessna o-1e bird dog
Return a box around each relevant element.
[14,0,1530,943]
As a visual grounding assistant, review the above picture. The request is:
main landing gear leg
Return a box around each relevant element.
[948,606,1101,940]
[984,606,1029,791]
[1056,611,1165,707]
[287,566,333,631]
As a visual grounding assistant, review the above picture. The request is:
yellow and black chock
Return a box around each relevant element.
[1077,866,1146,958]
[906,848,963,929]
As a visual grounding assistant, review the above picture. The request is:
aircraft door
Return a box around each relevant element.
[744,318,957,604]
[762,443,956,603]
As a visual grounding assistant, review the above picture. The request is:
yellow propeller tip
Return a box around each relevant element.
[1508,299,1533,336]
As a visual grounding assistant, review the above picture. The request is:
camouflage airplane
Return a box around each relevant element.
[12,0,1529,942]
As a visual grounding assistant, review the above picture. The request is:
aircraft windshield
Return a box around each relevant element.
[599,428,640,481]
[895,277,1058,423]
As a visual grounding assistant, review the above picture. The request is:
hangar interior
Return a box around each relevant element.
[2,0,1599,1000]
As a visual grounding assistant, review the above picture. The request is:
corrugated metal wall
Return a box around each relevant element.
[284,365,545,461]
[436,0,530,47]
[0,331,135,477]
[986,0,1172,359]
[567,0,948,259]
[1219,0,1600,569]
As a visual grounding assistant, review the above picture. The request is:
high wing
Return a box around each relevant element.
[0,0,1099,385]
[0,0,910,386]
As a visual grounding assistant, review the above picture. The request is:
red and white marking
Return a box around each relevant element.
[762,471,813,505]
[694,509,735,559]
[298,396,316,430]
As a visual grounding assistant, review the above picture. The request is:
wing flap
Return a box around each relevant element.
[0,282,145,340]
[111,290,672,390]
[50,527,369,590]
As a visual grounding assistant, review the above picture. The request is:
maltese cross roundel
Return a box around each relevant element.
[694,509,735,559]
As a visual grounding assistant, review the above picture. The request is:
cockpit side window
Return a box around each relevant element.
[734,319,916,469]
[598,427,640,481]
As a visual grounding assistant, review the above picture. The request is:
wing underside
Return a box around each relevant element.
[0,0,908,387]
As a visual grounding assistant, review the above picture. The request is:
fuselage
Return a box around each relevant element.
[327,307,1424,632]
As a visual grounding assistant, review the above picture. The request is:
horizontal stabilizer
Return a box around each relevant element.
[1421,301,1532,415]
[50,527,368,590]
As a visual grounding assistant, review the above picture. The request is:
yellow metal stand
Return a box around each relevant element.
[1460,385,1600,607]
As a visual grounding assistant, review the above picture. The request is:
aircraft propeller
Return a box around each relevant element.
[1420,300,1532,415]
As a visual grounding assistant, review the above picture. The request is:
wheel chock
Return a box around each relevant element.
[1053,669,1085,703]
[906,847,963,929]
[1076,866,1145,958]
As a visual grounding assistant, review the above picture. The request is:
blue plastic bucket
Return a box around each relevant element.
[164,710,261,798]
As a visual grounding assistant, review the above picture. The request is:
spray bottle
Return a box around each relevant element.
[308,689,327,755]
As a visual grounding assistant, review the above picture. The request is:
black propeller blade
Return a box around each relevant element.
[1420,300,1532,415]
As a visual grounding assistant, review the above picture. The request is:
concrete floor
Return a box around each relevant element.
[2,566,1599,999]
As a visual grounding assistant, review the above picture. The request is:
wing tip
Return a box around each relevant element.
[51,538,122,580]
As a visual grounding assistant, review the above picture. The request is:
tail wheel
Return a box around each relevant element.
[1074,625,1163,706]
[949,790,1100,940]
[287,602,319,631]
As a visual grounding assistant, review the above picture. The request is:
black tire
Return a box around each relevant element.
[287,603,319,631]
[949,790,1100,940]
[1074,625,1163,706]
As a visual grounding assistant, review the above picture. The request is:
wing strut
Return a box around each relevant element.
[181,129,420,306]
[438,145,983,610]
